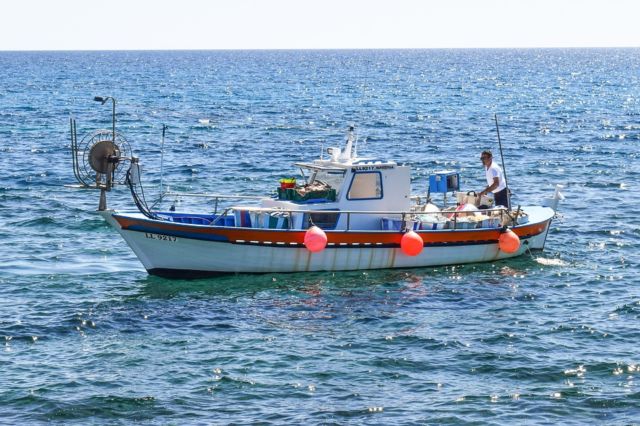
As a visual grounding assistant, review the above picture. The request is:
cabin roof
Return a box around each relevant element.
[294,158,397,171]
[293,162,347,171]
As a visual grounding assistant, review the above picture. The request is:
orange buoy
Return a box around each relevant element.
[498,229,520,253]
[304,226,328,253]
[401,230,424,256]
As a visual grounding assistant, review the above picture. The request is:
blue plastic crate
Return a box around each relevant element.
[429,171,460,193]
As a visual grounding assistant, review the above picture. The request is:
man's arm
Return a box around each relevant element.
[479,177,499,196]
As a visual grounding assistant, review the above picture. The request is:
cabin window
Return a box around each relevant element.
[347,171,383,200]
[311,169,345,190]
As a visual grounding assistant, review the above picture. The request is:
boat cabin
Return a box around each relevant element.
[256,132,411,230]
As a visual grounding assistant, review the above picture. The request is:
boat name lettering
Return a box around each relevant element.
[352,165,394,171]
[145,233,177,242]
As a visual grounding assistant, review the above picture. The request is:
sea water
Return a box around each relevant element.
[0,49,639,424]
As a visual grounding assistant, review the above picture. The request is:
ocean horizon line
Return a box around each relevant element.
[1,45,639,53]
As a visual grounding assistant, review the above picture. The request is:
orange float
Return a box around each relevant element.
[304,226,328,252]
[401,230,424,256]
[498,229,520,253]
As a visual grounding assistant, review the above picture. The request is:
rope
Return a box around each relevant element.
[126,163,160,220]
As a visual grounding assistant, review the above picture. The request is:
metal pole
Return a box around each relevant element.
[107,97,116,190]
[494,114,510,209]
[160,124,167,197]
[111,97,116,142]
[98,189,107,211]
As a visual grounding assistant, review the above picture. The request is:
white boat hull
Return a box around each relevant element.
[100,206,554,278]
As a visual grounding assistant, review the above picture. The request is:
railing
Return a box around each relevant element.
[161,191,267,214]
[161,191,460,218]
[156,191,522,230]
[206,205,518,231]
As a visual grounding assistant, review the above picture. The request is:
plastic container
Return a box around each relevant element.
[381,217,419,231]
[420,220,445,230]
[234,210,252,228]
[249,212,290,229]
[416,213,445,231]
[459,221,478,230]
[429,171,460,193]
[265,214,289,229]
[447,218,477,230]
[278,187,337,202]
[279,177,297,189]
[480,217,501,228]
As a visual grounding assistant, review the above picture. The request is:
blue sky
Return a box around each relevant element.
[2,0,639,50]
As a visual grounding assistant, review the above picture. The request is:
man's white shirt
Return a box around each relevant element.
[485,161,507,193]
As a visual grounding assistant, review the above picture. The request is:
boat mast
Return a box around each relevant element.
[494,114,510,209]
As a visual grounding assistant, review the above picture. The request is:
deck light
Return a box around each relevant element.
[92,96,116,141]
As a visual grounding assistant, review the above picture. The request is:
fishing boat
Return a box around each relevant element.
[70,101,563,278]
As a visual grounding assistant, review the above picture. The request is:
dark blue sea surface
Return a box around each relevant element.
[1,49,639,424]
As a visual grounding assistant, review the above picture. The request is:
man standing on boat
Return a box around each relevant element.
[479,150,510,209]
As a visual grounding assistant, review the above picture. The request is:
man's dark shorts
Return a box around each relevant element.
[494,188,509,209]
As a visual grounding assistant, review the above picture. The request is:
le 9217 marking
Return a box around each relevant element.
[145,233,176,242]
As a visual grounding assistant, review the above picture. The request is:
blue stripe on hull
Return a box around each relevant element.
[127,224,229,242]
